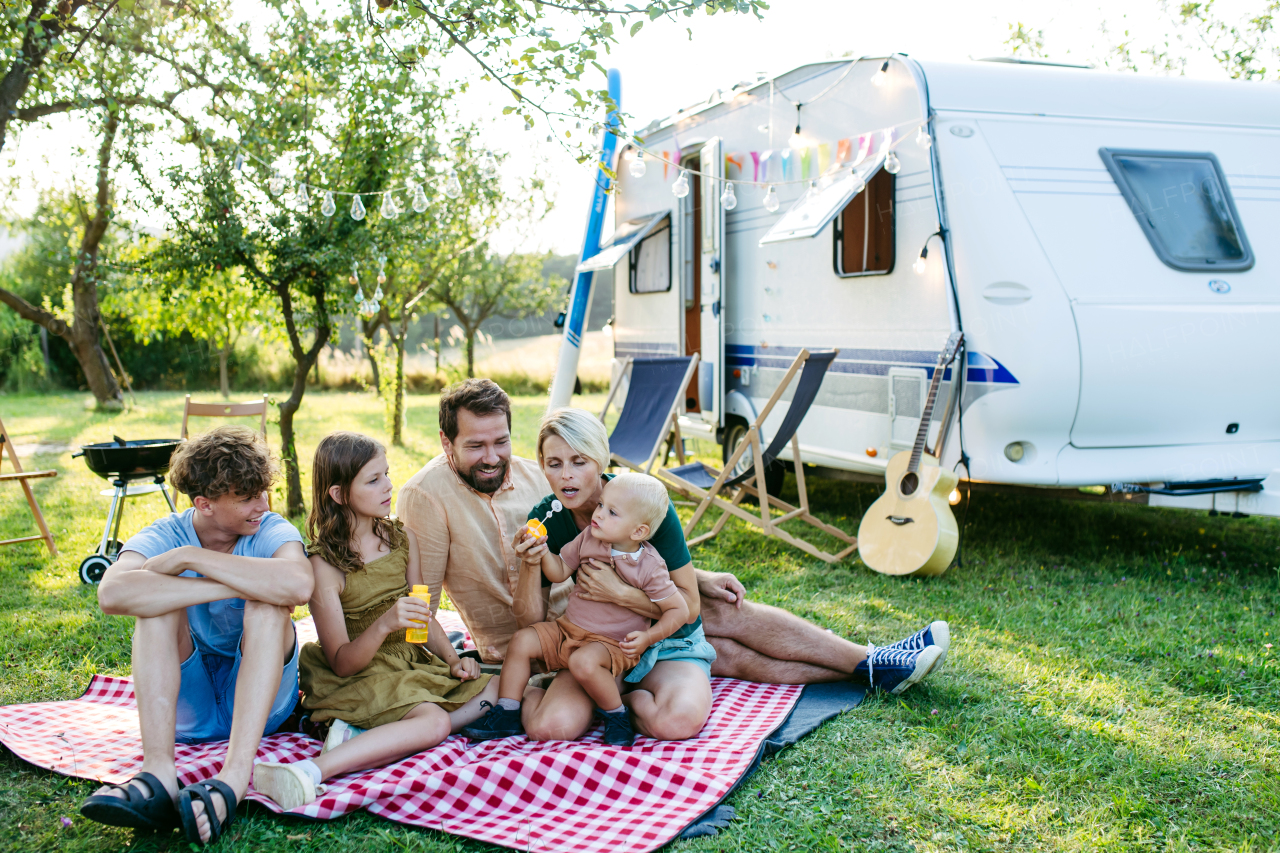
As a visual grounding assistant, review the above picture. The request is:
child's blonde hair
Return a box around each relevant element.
[606,472,669,538]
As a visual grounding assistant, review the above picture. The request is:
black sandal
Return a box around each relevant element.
[177,779,238,846]
[79,771,177,830]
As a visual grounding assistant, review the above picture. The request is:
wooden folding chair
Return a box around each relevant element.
[660,349,858,564]
[0,417,58,556]
[181,394,272,508]
[599,355,699,473]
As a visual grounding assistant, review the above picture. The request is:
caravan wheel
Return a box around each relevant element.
[723,417,785,498]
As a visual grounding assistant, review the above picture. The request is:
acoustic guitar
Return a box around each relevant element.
[858,332,964,577]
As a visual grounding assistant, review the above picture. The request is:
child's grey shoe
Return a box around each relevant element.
[322,719,366,754]
[595,708,636,747]
[462,701,525,742]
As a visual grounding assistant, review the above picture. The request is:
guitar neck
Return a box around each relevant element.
[907,364,946,474]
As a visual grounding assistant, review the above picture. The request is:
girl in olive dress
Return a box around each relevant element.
[254,433,496,810]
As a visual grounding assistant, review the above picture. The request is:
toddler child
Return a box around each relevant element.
[463,472,689,747]
[252,432,497,810]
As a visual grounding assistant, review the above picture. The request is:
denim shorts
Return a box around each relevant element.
[174,627,300,744]
[624,620,717,685]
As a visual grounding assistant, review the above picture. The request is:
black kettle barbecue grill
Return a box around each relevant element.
[73,436,182,584]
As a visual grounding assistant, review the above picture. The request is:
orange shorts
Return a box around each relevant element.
[531,617,635,677]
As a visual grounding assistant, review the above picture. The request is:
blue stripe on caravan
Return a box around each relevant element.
[721,344,1018,385]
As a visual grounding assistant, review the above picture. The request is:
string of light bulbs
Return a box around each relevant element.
[229,144,500,220]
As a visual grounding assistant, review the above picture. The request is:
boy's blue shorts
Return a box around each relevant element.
[174,627,299,744]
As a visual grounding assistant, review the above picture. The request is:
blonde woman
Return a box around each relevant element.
[511,408,949,742]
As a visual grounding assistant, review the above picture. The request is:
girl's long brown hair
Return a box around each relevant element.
[307,432,405,574]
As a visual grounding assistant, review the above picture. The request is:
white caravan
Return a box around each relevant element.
[566,57,1280,517]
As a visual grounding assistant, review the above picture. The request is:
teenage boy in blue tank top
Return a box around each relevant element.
[79,426,312,847]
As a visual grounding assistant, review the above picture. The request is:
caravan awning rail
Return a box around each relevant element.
[577,211,670,272]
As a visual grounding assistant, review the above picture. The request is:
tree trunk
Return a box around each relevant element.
[274,282,332,517]
[0,106,122,409]
[218,346,231,398]
[363,322,381,392]
[466,328,475,377]
[391,317,406,446]
[433,314,440,373]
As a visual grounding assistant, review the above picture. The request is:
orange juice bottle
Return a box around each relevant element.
[405,584,431,643]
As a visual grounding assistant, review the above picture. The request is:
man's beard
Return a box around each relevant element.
[458,458,509,494]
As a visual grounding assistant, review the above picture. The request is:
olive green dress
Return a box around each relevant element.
[299,532,491,729]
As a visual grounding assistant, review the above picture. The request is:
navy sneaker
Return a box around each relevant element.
[852,644,943,695]
[883,620,951,669]
[595,708,635,747]
[461,702,524,741]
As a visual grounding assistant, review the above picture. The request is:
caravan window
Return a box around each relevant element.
[833,169,895,276]
[1099,148,1253,272]
[630,216,672,293]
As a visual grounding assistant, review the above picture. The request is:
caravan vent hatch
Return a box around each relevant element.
[759,153,886,245]
[578,211,670,272]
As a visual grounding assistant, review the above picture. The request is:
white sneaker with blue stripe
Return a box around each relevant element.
[322,719,366,754]
[852,643,943,695]
[883,621,951,669]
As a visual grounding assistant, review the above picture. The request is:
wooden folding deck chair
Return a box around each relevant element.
[599,354,699,473]
[181,394,272,508]
[0,417,58,556]
[659,349,857,564]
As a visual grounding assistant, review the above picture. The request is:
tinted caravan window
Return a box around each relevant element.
[1100,149,1253,272]
[834,169,895,276]
[629,216,671,293]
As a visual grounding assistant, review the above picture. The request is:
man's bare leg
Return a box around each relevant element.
[89,608,193,805]
[709,637,848,683]
[522,671,595,741]
[700,595,867,677]
[624,661,712,741]
[186,600,293,843]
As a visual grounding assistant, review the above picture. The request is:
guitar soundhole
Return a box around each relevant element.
[900,472,919,496]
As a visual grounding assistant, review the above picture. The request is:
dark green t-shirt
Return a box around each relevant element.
[527,474,693,573]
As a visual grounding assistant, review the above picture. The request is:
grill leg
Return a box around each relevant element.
[108,480,130,559]
[156,476,178,514]
[99,480,125,558]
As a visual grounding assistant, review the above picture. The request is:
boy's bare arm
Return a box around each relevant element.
[539,551,574,585]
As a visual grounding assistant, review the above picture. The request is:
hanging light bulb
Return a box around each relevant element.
[524,118,533,131]
[672,169,690,199]
[296,182,310,206]
[412,184,429,212]
[354,286,365,301]
[268,170,286,195]
[788,125,805,149]
[233,152,244,172]
[885,150,901,175]
[851,170,867,195]
[321,191,336,217]
[380,191,400,220]
[373,284,384,301]
[444,170,462,199]
[871,59,890,87]
[350,261,360,287]
[377,254,387,286]
[763,185,780,212]
[628,151,647,178]
[350,194,366,221]
[479,150,499,178]
[916,126,933,149]
[913,244,929,275]
[720,181,737,210]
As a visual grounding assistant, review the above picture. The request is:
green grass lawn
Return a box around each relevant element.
[2,390,1278,853]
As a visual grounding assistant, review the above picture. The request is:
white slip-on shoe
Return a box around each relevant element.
[322,719,366,754]
[253,762,317,811]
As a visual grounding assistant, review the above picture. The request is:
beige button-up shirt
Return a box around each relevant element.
[396,453,570,662]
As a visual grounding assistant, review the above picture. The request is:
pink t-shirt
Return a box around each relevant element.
[557,529,678,640]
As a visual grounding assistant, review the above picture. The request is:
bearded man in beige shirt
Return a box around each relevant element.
[396,380,571,663]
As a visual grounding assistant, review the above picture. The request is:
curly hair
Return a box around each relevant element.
[168,425,278,500]
[439,378,511,442]
[307,431,405,574]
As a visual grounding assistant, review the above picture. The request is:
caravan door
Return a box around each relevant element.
[698,138,725,427]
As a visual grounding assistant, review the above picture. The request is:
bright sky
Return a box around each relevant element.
[2,0,1251,256]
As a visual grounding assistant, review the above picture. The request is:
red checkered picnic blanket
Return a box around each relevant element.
[0,612,802,853]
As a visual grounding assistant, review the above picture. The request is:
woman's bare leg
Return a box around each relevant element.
[521,670,595,741]
[624,661,712,741]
